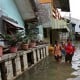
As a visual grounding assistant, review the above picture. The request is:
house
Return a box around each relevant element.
[39,0,70,44]
[0,0,43,46]
[63,16,80,40]
[0,0,70,47]
[0,0,25,46]
[14,0,43,41]
[37,0,52,43]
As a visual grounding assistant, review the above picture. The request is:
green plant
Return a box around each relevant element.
[0,31,24,46]
[26,29,38,41]
[22,35,29,44]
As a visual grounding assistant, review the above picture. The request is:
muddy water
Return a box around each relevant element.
[15,42,80,80]
[16,56,75,80]
[67,42,80,80]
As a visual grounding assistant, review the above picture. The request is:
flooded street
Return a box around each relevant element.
[16,56,74,80]
[16,42,80,80]
[67,42,80,80]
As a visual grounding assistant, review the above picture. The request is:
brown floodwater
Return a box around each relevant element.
[16,56,75,80]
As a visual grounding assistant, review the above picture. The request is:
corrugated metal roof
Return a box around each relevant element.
[51,18,70,32]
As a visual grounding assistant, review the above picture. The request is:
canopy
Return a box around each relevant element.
[51,18,70,32]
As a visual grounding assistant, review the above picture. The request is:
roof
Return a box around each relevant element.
[51,18,70,32]
[14,0,35,20]
[2,17,24,30]
[63,16,80,24]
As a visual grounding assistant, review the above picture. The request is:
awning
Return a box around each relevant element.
[51,18,70,32]
[52,26,70,32]
[3,18,24,30]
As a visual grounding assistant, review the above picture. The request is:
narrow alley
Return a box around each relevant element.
[15,42,80,80]
[15,56,74,80]
[0,0,80,80]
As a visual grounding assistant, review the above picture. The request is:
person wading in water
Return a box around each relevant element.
[65,39,75,64]
[54,41,62,63]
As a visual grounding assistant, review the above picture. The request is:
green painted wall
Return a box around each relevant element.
[0,0,24,27]
[37,25,43,35]
[37,25,44,40]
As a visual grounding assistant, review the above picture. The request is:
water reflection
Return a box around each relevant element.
[15,42,80,80]
[16,56,74,80]
[68,42,80,80]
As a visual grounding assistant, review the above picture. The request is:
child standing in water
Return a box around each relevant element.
[54,41,62,63]
[61,41,66,56]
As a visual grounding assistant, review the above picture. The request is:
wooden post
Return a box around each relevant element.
[23,53,28,70]
[46,46,49,56]
[33,49,37,64]
[15,56,21,75]
[43,47,46,57]
[42,48,44,58]
[41,48,43,59]
[5,60,13,80]
[37,49,40,61]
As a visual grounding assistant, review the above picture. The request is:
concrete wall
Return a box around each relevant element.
[0,44,49,80]
[37,3,52,28]
[0,0,24,27]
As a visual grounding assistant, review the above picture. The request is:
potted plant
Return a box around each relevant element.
[29,39,36,48]
[21,35,30,50]
[27,30,37,48]
[0,31,23,53]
